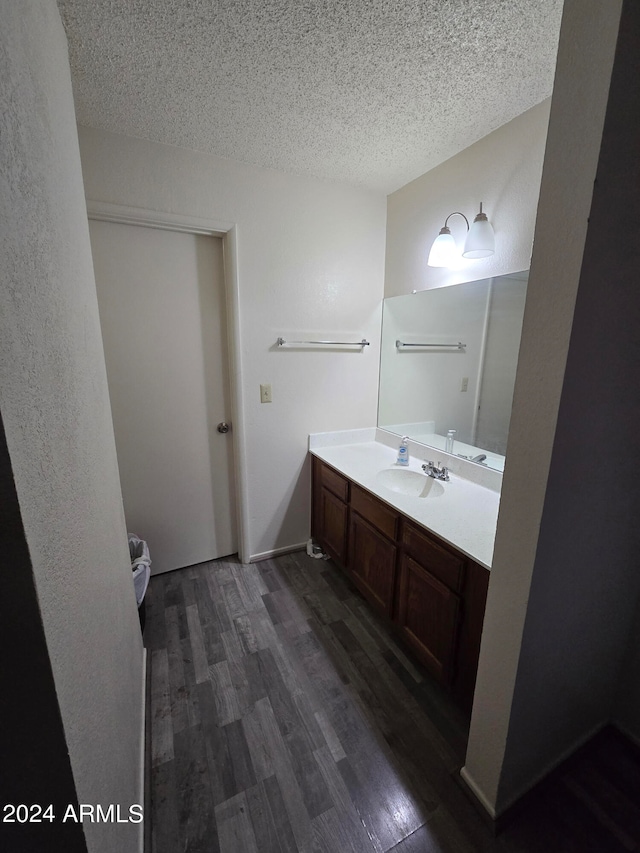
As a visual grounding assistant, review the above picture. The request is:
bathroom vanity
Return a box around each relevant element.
[310,433,499,713]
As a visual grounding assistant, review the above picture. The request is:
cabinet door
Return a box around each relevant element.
[453,560,489,713]
[397,553,460,684]
[349,511,397,616]
[318,486,348,564]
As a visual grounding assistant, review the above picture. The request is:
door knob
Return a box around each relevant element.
[217,422,230,434]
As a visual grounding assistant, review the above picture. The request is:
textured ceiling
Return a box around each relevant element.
[58,0,563,193]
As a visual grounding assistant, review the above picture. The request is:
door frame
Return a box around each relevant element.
[87,200,250,564]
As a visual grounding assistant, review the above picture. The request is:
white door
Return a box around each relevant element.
[89,220,237,574]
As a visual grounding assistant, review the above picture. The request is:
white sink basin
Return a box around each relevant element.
[375,468,445,498]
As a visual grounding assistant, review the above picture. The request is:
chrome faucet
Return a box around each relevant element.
[422,461,449,481]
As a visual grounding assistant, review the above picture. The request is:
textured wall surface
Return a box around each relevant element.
[78,127,387,560]
[58,0,563,192]
[385,100,550,297]
[0,413,87,852]
[0,3,144,851]
[463,0,626,815]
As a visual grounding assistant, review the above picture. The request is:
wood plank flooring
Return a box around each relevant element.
[144,551,640,853]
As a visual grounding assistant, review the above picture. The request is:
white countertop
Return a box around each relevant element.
[310,434,500,569]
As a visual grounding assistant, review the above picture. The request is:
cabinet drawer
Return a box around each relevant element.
[401,521,465,593]
[318,461,349,503]
[351,484,399,540]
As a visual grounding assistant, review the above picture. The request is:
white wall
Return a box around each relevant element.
[78,128,387,560]
[0,3,144,852]
[464,0,633,816]
[385,100,550,298]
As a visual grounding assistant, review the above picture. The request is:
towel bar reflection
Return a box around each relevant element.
[395,340,466,350]
[277,337,370,348]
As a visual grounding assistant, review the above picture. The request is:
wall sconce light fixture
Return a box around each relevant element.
[427,203,495,267]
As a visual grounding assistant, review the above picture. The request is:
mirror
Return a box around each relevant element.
[377,271,528,472]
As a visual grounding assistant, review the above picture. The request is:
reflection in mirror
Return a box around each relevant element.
[377,271,528,472]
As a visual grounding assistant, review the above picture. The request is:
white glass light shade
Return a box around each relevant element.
[463,213,495,259]
[427,228,457,267]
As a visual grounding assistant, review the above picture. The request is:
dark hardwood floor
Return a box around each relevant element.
[144,551,640,853]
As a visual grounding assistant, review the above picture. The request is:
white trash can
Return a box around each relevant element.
[128,533,151,631]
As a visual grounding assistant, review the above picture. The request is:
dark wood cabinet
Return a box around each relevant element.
[396,552,460,682]
[451,557,490,711]
[312,456,489,713]
[312,457,349,564]
[401,520,465,593]
[318,486,348,564]
[351,484,399,541]
[349,508,397,617]
[396,519,465,685]
[348,482,399,616]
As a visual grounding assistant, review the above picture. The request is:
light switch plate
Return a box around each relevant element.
[260,383,272,403]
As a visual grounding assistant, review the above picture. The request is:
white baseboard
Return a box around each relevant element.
[462,719,608,820]
[249,542,307,563]
[459,766,497,819]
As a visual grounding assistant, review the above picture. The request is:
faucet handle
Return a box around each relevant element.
[423,461,449,481]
